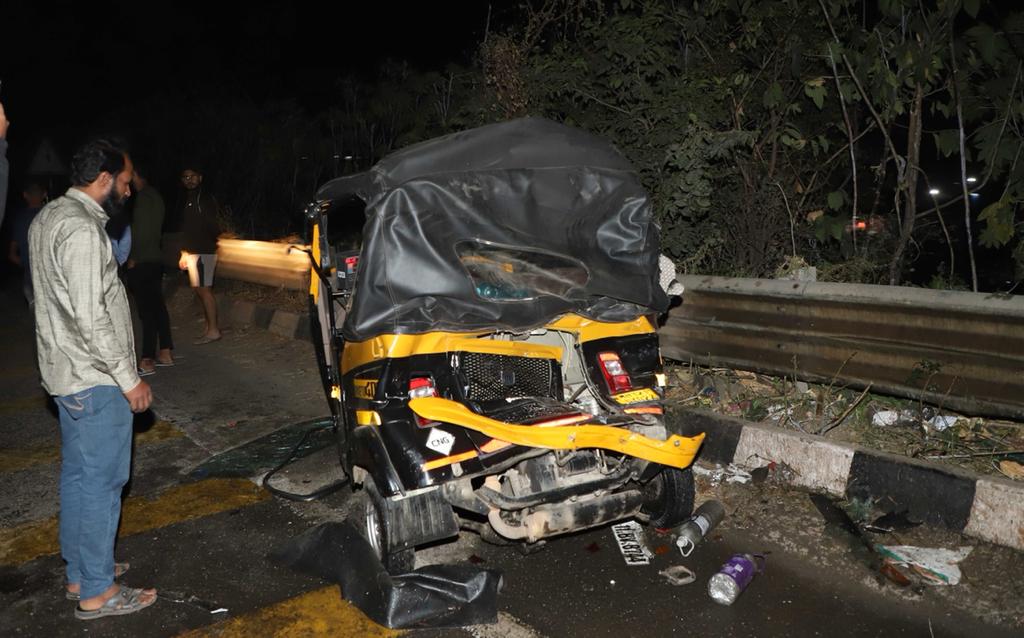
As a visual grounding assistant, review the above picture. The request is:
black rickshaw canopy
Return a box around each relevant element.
[315,117,669,342]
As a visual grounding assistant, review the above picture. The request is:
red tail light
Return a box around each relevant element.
[409,376,438,426]
[597,352,632,393]
[408,376,438,399]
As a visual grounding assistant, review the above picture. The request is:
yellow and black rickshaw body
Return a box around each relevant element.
[305,118,704,570]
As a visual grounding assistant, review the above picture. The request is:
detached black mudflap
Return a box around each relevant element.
[386,488,460,550]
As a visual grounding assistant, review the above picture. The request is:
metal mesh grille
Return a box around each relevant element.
[483,398,581,424]
[458,352,557,401]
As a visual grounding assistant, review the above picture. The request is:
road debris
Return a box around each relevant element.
[159,590,228,614]
[675,500,725,557]
[693,463,751,486]
[871,410,916,427]
[879,559,914,587]
[864,509,922,534]
[708,554,764,605]
[928,415,960,432]
[748,460,798,485]
[659,565,696,586]
[610,521,653,566]
[874,545,973,585]
[272,521,502,628]
[809,494,864,539]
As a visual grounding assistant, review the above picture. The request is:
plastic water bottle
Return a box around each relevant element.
[675,500,725,557]
[708,554,762,605]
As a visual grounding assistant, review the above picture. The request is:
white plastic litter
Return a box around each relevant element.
[875,545,973,585]
[692,464,751,485]
[871,410,960,431]
[928,415,960,431]
[871,410,905,426]
[725,466,752,484]
[659,565,697,586]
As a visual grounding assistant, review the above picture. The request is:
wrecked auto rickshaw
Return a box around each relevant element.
[305,117,704,570]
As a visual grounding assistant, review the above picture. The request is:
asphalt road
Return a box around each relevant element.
[1,277,1021,637]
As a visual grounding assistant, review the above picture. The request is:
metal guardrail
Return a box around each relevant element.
[661,276,1024,420]
[215,241,1024,419]
[215,239,310,290]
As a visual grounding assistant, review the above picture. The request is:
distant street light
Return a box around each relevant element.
[966,176,978,183]
[970,192,981,199]
[928,188,940,196]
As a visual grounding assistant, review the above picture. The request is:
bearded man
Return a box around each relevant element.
[28,139,158,620]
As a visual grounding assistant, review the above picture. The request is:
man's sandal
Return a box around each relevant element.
[74,585,156,620]
[66,562,129,601]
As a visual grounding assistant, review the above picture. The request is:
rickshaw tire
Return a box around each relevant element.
[640,466,695,529]
[356,483,415,573]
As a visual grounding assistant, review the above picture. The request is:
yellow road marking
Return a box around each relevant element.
[0,478,268,565]
[177,586,401,638]
[0,443,59,474]
[0,394,47,414]
[0,421,184,474]
[135,420,185,444]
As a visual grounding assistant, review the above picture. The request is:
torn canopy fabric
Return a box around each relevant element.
[271,521,502,629]
[315,117,669,342]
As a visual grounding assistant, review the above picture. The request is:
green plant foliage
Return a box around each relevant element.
[977,197,1016,248]
[512,0,1024,285]
[814,214,847,241]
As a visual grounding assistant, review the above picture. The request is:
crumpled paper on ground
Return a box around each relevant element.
[875,545,973,585]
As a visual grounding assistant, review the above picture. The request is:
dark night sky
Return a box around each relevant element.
[2,1,498,161]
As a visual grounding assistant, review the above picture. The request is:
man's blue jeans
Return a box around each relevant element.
[56,385,132,600]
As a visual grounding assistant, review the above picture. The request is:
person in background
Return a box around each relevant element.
[0,102,10,227]
[125,168,174,376]
[29,139,157,620]
[106,202,132,267]
[177,164,223,344]
[8,182,48,303]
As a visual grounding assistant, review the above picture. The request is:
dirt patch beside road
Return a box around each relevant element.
[695,469,1024,630]
[665,364,1024,481]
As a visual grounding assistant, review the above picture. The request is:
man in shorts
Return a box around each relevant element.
[177,165,223,344]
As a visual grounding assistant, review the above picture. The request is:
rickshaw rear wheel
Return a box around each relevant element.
[357,482,415,573]
[640,466,695,529]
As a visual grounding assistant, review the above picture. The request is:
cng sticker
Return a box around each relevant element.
[426,428,455,455]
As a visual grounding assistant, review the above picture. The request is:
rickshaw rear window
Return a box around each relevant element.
[456,240,589,301]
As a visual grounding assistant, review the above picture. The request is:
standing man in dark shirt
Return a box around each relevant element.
[177,165,222,344]
[0,101,10,228]
[125,168,174,374]
[8,181,48,303]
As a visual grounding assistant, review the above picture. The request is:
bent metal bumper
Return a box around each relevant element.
[409,397,704,470]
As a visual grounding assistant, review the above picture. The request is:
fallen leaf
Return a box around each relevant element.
[998,460,1024,480]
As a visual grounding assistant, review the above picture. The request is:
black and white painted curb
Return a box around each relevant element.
[217,296,312,342]
[217,295,1024,553]
[672,408,1024,552]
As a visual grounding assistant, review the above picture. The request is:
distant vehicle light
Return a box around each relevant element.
[970,192,981,198]
[928,188,940,196]
[966,176,978,183]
